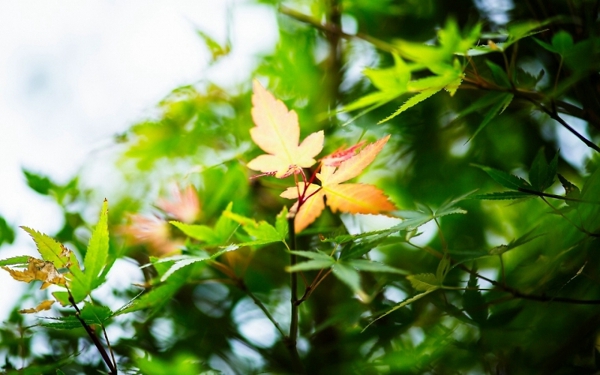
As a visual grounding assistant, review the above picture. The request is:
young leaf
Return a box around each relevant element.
[378,87,442,124]
[223,211,285,246]
[171,221,219,244]
[247,80,324,178]
[158,247,234,282]
[282,136,396,232]
[84,199,110,290]
[275,206,289,240]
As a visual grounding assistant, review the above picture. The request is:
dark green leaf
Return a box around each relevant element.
[473,165,531,190]
[529,148,557,192]
[467,93,513,142]
[0,216,15,246]
[485,60,511,88]
[462,269,488,324]
[551,30,574,55]
[22,169,53,196]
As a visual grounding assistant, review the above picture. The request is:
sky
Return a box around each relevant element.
[0,0,278,322]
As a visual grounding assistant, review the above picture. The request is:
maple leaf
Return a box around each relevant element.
[247,80,324,178]
[2,257,66,290]
[19,299,55,314]
[281,135,396,232]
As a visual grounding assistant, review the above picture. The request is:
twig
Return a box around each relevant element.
[279,6,398,54]
[410,242,600,305]
[67,291,117,375]
[236,280,287,338]
[286,216,304,373]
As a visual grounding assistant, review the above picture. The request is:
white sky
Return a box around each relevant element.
[0,0,277,321]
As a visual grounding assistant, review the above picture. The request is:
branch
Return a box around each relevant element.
[286,215,304,373]
[236,280,287,338]
[279,6,398,54]
[412,243,600,305]
[67,291,117,375]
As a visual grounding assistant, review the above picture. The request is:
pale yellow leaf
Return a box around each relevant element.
[247,80,324,178]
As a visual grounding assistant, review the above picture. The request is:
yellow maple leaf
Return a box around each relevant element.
[2,257,66,290]
[281,135,396,232]
[19,299,55,314]
[247,80,324,178]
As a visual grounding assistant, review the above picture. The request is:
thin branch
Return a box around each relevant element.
[236,280,287,338]
[526,98,600,153]
[67,291,117,375]
[517,187,600,205]
[286,216,304,373]
[279,6,398,54]
[410,242,600,305]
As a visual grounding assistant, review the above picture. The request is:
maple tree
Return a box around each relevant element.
[1,1,600,374]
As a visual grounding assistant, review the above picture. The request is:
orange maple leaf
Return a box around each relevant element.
[281,135,396,232]
[247,80,324,178]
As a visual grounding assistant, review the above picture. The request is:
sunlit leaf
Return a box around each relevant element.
[247,80,324,178]
[223,211,285,246]
[282,136,395,232]
[84,199,110,290]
